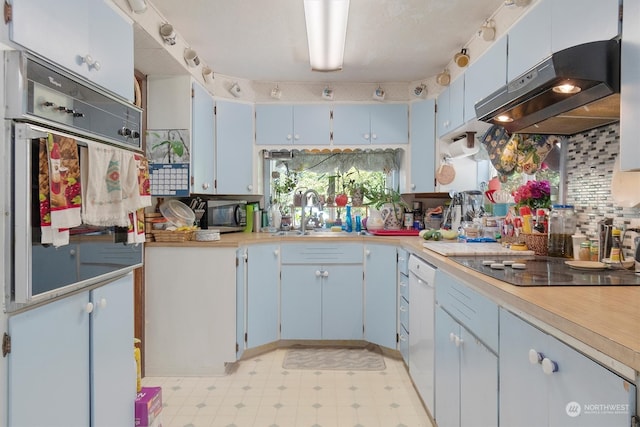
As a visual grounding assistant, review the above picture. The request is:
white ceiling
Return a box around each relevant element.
[146,0,507,84]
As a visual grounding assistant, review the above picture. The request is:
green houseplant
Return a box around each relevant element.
[364,183,409,229]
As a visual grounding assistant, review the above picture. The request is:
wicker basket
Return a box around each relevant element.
[523,233,548,256]
[151,229,195,242]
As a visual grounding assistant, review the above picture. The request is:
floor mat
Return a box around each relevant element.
[282,346,386,371]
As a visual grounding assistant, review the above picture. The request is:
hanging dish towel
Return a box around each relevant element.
[127,208,147,244]
[83,143,131,226]
[39,135,83,247]
[122,153,152,213]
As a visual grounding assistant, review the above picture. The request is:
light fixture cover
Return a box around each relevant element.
[229,82,242,98]
[304,0,350,72]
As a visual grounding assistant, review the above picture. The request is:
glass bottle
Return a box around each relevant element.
[609,228,623,261]
[547,205,576,258]
[345,205,353,232]
[589,239,600,262]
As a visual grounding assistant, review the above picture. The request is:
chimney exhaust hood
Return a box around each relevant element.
[475,40,620,135]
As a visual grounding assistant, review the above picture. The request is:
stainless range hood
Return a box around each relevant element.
[475,40,620,135]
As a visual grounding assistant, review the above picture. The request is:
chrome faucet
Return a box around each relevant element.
[300,189,320,235]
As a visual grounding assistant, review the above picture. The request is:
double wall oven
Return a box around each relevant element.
[4,51,143,311]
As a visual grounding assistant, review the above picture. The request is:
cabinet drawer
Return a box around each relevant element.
[399,296,409,332]
[281,243,363,264]
[399,324,409,364]
[398,248,409,276]
[436,271,498,352]
[399,273,409,301]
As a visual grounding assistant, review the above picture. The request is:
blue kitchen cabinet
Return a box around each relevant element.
[436,75,464,138]
[551,0,620,54]
[621,0,640,170]
[409,98,436,193]
[281,265,323,339]
[398,248,410,364]
[500,309,636,427]
[191,81,215,194]
[236,248,247,359]
[507,0,551,81]
[364,244,397,349]
[8,274,134,427]
[333,104,408,145]
[463,36,507,123]
[434,306,460,426]
[9,0,133,101]
[246,244,280,348]
[322,263,363,340]
[255,104,331,145]
[216,100,254,194]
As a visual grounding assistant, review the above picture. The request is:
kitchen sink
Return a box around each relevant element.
[270,229,371,237]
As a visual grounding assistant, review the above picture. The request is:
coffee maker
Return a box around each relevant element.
[461,190,485,221]
[597,218,613,262]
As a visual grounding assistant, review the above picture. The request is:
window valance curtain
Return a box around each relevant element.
[267,148,403,174]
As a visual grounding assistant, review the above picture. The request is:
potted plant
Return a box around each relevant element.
[364,182,409,230]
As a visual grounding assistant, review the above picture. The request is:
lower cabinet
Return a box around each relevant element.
[280,243,363,340]
[236,247,247,360]
[7,273,135,427]
[246,244,280,348]
[435,306,498,427]
[145,247,236,375]
[364,244,397,349]
[500,309,637,427]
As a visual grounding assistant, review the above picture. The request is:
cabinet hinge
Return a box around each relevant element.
[214,179,217,190]
[236,257,239,267]
[4,1,12,24]
[2,333,10,357]
[244,332,247,343]
[190,176,194,186]
[214,105,217,115]
[236,342,239,353]
[396,333,399,343]
[191,88,195,98]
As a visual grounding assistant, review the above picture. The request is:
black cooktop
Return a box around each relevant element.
[450,256,640,286]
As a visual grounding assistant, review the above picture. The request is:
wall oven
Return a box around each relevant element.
[4,51,144,311]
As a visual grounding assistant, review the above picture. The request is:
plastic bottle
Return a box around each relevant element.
[345,205,353,232]
[609,228,623,261]
[547,205,576,258]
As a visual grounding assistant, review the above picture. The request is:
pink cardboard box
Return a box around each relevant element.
[135,386,162,427]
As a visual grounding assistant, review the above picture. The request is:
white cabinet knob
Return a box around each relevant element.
[85,302,94,314]
[399,281,407,288]
[81,54,101,71]
[315,270,322,277]
[529,349,543,365]
[371,133,377,140]
[323,271,329,277]
[454,335,463,347]
[286,134,293,141]
[273,249,279,256]
[294,134,300,140]
[365,250,371,256]
[399,334,407,342]
[242,252,248,260]
[411,184,416,190]
[541,357,558,375]
[69,249,77,256]
[399,305,407,312]
[363,133,370,140]
[449,332,456,342]
[247,184,253,191]
[202,182,210,190]
[99,298,107,309]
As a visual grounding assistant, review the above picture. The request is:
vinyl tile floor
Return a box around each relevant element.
[142,348,433,427]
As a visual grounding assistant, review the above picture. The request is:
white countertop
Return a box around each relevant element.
[421,241,535,256]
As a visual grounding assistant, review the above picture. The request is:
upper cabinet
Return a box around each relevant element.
[551,0,620,53]
[621,0,640,170]
[255,104,331,146]
[9,0,134,102]
[409,99,436,193]
[464,36,507,123]
[507,0,552,81]
[215,100,255,194]
[191,82,216,195]
[333,104,409,145]
[436,75,464,138]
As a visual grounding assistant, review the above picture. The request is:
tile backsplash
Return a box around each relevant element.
[566,122,640,257]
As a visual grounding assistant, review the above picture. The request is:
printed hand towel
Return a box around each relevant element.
[127,208,146,244]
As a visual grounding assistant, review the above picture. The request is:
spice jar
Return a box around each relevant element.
[579,241,591,261]
[589,239,600,262]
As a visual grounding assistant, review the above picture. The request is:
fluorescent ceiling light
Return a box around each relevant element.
[304,0,350,72]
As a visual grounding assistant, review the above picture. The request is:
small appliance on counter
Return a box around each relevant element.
[206,199,247,232]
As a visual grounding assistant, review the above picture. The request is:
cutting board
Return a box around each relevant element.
[422,241,534,256]
[369,229,420,236]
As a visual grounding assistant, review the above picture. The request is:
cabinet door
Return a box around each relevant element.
[322,264,363,340]
[332,105,371,145]
[10,0,90,82]
[246,244,280,348]
[436,86,451,138]
[91,274,135,427]
[545,334,636,427]
[499,309,550,427]
[191,82,215,194]
[551,0,620,54]
[236,248,247,360]
[370,104,409,144]
[448,77,465,133]
[410,99,436,193]
[460,327,498,427]
[281,265,322,339]
[507,0,552,81]
[293,105,332,145]
[8,292,90,427]
[434,306,460,427]
[464,36,507,123]
[364,244,397,349]
[88,0,134,101]
[216,100,254,194]
[255,105,293,145]
[621,0,640,170]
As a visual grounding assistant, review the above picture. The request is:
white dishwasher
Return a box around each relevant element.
[408,254,436,415]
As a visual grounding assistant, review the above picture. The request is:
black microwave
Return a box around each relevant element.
[206,200,247,232]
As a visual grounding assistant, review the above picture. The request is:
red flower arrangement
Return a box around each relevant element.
[512,180,551,210]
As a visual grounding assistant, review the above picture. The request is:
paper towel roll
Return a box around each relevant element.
[443,139,480,159]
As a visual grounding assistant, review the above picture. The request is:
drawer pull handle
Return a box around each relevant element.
[528,349,544,365]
